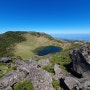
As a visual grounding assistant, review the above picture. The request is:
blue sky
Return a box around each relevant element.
[0,0,90,34]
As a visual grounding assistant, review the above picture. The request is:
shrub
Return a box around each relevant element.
[52,80,60,90]
[13,80,34,90]
[12,66,17,70]
[42,65,54,74]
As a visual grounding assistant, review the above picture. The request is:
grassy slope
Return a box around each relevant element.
[14,33,63,58]
[14,32,81,59]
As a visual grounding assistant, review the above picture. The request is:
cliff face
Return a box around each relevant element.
[70,44,90,90]
[70,44,90,77]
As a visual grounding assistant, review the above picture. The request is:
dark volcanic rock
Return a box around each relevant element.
[0,57,12,63]
[69,44,90,90]
[70,44,90,77]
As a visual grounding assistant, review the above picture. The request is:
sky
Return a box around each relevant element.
[0,0,90,34]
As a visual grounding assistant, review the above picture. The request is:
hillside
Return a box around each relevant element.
[0,31,87,90]
[0,31,83,59]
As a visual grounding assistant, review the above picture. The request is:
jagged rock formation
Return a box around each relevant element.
[0,44,90,90]
[60,44,90,90]
[53,64,65,81]
[69,44,90,90]
[0,59,53,90]
[16,60,53,90]
[70,44,90,77]
[0,71,27,90]
[28,67,53,90]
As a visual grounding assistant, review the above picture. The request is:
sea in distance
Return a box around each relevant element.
[51,34,90,42]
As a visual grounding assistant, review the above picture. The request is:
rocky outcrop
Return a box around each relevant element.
[28,67,53,90]
[0,57,12,63]
[1,44,90,90]
[53,64,65,81]
[68,44,90,90]
[38,59,50,67]
[70,44,90,77]
[2,86,12,90]
[0,59,53,90]
[0,71,27,90]
[61,76,80,90]
[16,60,53,90]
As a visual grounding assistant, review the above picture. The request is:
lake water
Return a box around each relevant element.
[51,34,90,42]
[33,46,62,56]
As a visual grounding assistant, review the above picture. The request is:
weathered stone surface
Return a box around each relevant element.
[38,59,50,67]
[70,44,90,77]
[69,44,90,90]
[1,86,12,90]
[16,58,50,71]
[61,76,80,90]
[16,60,53,90]
[53,64,65,81]
[0,57,12,63]
[29,68,53,90]
[79,77,90,90]
[16,60,32,72]
[0,71,27,89]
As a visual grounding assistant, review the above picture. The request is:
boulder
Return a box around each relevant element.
[61,76,80,90]
[53,64,65,81]
[1,86,12,90]
[0,57,12,63]
[70,44,90,77]
[0,59,53,90]
[79,77,90,90]
[69,44,90,90]
[0,71,27,89]
[16,60,31,73]
[38,59,50,67]
[16,60,53,90]
[29,67,53,90]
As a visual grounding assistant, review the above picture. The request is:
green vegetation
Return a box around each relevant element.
[0,63,14,78]
[52,80,64,90]
[52,80,60,90]
[13,80,34,90]
[12,66,17,70]
[0,31,82,76]
[0,31,26,57]
[0,31,85,90]
[0,31,82,58]
[14,32,63,58]
[29,31,53,40]
[42,65,54,74]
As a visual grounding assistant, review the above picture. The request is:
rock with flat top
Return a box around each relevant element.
[0,71,27,90]
[61,76,80,90]
[29,67,53,90]
[16,60,53,90]
[53,64,65,81]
